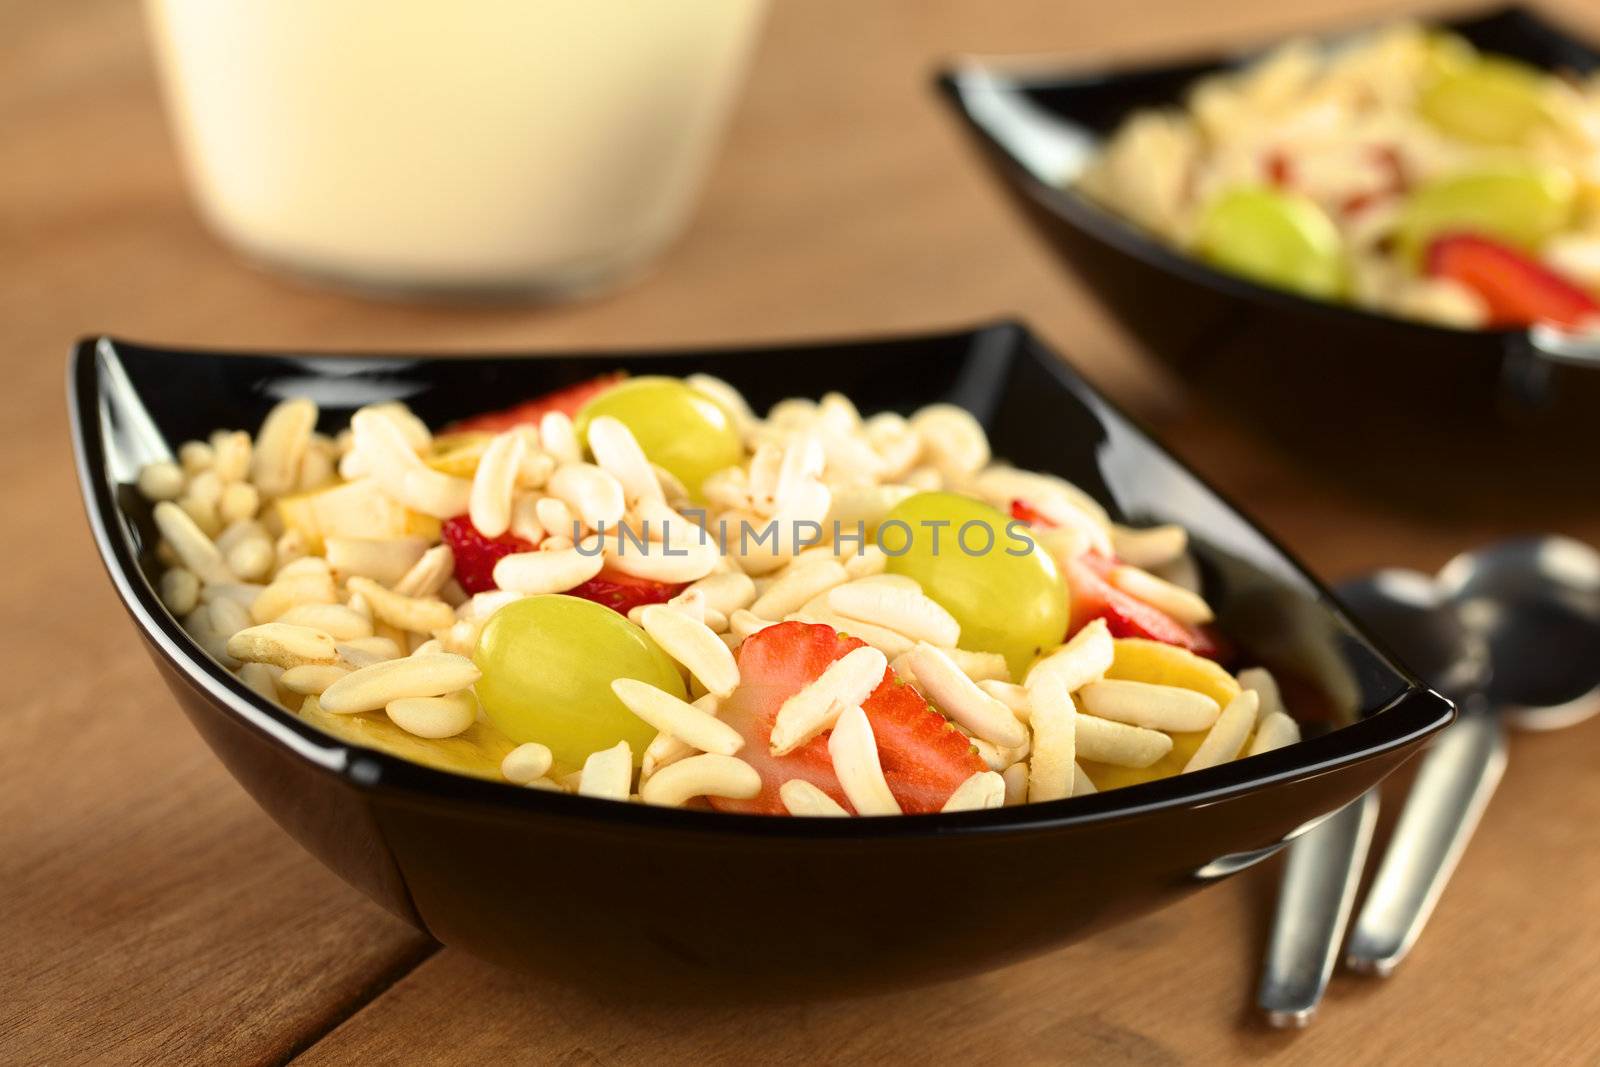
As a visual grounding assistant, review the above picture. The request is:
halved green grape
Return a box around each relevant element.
[1419,53,1559,146]
[1192,187,1345,299]
[1394,164,1575,264]
[574,376,743,498]
[880,492,1067,678]
[473,594,685,768]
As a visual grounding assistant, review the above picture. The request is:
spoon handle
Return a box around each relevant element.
[1346,712,1508,976]
[1257,789,1379,1028]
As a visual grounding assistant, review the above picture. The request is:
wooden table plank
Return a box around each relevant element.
[5,0,1599,1062]
[0,5,438,1064]
[0,587,436,1064]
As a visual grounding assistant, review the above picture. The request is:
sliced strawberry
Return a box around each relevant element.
[566,570,685,615]
[443,514,681,608]
[444,373,624,434]
[1263,148,1294,189]
[1011,499,1223,659]
[1340,186,1401,219]
[1010,498,1052,528]
[1338,144,1409,218]
[1371,144,1407,193]
[710,622,986,815]
[441,515,533,594]
[1066,553,1223,659]
[1427,233,1600,329]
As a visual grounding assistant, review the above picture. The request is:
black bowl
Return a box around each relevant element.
[936,6,1600,424]
[69,324,1452,999]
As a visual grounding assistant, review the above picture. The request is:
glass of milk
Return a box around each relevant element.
[144,0,767,298]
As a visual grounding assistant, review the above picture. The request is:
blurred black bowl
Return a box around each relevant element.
[70,324,1450,999]
[937,7,1600,494]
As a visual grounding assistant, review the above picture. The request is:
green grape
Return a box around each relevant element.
[574,376,743,498]
[473,594,685,769]
[880,492,1068,678]
[1394,164,1575,264]
[1419,54,1559,147]
[1192,187,1345,299]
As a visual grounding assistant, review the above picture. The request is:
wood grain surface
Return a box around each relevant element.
[4,0,1598,1063]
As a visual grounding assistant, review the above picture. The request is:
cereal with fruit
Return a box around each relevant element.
[1081,22,1600,330]
[139,373,1302,814]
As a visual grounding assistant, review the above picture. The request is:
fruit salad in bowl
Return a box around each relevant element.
[1080,21,1600,330]
[76,328,1452,993]
[140,372,1303,817]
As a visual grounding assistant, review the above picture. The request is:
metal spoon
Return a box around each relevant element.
[1258,536,1600,1022]
[1345,537,1600,975]
[1257,568,1489,1027]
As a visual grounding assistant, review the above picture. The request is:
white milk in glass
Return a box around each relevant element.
[144,1,766,296]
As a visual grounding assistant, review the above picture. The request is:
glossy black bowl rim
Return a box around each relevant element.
[69,326,1454,840]
[932,4,1594,358]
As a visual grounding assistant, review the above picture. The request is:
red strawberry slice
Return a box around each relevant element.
[1010,498,1052,527]
[1009,500,1222,659]
[710,622,987,816]
[566,570,685,615]
[1338,190,1383,218]
[1338,144,1408,218]
[441,515,533,594]
[444,373,624,434]
[1263,148,1294,189]
[1372,144,1408,193]
[442,515,683,609]
[1066,553,1223,659]
[1427,233,1600,329]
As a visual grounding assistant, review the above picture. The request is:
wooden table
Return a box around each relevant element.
[6,0,1598,1062]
